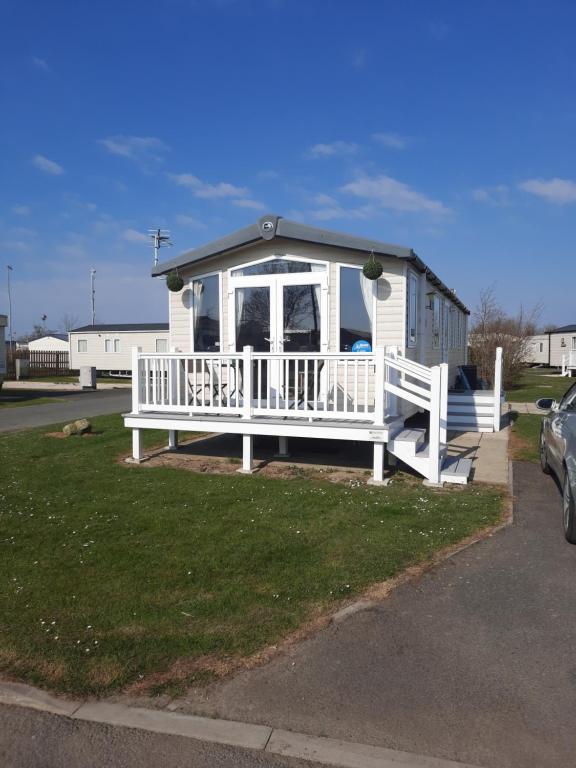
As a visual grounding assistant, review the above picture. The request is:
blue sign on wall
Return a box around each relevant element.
[352,340,372,352]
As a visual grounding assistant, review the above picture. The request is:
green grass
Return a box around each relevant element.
[506,368,573,403]
[510,413,542,463]
[0,415,503,697]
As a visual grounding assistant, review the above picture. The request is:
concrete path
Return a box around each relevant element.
[446,427,509,485]
[0,390,131,433]
[508,402,543,415]
[172,462,576,768]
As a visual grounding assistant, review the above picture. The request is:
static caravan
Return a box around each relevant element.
[124,215,503,484]
[28,334,69,352]
[69,323,169,376]
[526,325,576,375]
[0,314,7,387]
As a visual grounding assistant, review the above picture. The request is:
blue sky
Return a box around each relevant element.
[1,0,575,335]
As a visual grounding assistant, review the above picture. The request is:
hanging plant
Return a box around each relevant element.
[362,251,383,281]
[166,270,184,292]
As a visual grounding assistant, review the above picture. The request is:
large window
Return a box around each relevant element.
[339,266,373,352]
[407,272,418,347]
[192,274,221,352]
[77,339,87,353]
[432,295,441,349]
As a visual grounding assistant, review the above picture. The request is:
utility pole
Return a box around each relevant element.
[6,265,13,352]
[90,268,96,325]
[148,229,172,266]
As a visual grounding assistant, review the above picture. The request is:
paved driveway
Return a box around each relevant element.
[176,462,576,768]
[0,390,131,432]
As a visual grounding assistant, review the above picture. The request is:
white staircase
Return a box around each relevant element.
[388,426,472,485]
[447,391,497,432]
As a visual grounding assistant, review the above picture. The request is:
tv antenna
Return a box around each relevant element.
[90,268,96,325]
[149,229,172,266]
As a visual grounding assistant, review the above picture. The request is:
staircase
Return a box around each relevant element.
[447,391,498,433]
[388,426,472,485]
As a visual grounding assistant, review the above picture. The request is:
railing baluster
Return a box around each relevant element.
[344,359,349,413]
[304,358,309,411]
[353,360,358,413]
[364,360,369,412]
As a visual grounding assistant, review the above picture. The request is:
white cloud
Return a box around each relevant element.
[56,244,86,259]
[232,198,267,211]
[175,214,206,229]
[122,228,149,243]
[371,132,407,150]
[32,154,64,175]
[340,174,450,215]
[471,185,509,205]
[518,177,576,204]
[0,240,31,253]
[98,135,169,167]
[12,205,31,216]
[32,56,50,72]
[308,141,359,158]
[257,169,279,181]
[309,205,372,222]
[168,173,249,199]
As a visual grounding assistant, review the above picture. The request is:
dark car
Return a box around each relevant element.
[538,381,576,543]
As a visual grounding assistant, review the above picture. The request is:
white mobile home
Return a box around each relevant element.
[69,324,169,375]
[0,314,7,386]
[124,215,502,484]
[526,325,576,375]
[28,333,69,352]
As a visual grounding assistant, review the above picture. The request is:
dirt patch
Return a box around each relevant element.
[44,431,101,439]
[509,429,534,461]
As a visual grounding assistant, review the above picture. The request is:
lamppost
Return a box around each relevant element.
[6,264,13,352]
[90,268,96,325]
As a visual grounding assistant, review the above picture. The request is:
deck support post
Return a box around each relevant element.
[368,441,389,486]
[493,347,503,432]
[276,436,290,458]
[168,430,179,451]
[238,434,255,474]
[132,428,143,463]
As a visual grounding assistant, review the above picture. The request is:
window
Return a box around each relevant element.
[105,339,112,353]
[561,338,566,347]
[406,272,418,347]
[572,337,576,351]
[156,338,168,353]
[114,339,120,353]
[339,266,373,352]
[77,339,87,353]
[192,273,221,352]
[231,258,326,277]
[432,295,441,349]
[560,384,576,412]
[442,301,449,352]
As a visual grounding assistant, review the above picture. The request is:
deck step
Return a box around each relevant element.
[389,428,426,453]
[440,456,473,484]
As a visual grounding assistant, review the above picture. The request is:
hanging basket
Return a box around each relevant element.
[166,271,184,292]
[362,252,383,281]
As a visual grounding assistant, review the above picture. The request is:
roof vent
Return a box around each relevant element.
[259,214,281,240]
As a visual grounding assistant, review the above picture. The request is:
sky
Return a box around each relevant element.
[1,0,575,337]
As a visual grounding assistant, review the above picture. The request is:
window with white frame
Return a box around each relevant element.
[105,339,112,352]
[572,337,576,351]
[114,339,120,353]
[442,301,449,352]
[339,265,373,352]
[192,273,221,352]
[77,339,87,353]
[155,338,168,353]
[432,295,441,349]
[406,272,418,348]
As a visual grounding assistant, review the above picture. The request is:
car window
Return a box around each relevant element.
[559,384,576,412]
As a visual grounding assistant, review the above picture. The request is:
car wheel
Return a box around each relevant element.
[540,430,551,474]
[563,471,576,545]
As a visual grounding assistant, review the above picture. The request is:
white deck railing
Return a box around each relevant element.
[131,346,445,428]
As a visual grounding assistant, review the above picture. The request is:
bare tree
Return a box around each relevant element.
[60,313,80,332]
[469,286,541,389]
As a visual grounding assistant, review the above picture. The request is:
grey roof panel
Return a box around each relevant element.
[71,323,169,333]
[151,214,469,314]
[550,324,576,334]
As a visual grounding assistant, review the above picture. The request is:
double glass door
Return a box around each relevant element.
[234,275,326,354]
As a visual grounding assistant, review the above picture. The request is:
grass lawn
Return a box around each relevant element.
[509,413,542,463]
[506,368,574,403]
[0,415,503,698]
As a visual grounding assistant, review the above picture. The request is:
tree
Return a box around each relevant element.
[469,287,541,389]
[60,313,80,332]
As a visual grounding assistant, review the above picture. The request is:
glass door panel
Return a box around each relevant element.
[235,286,271,352]
[282,284,321,352]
